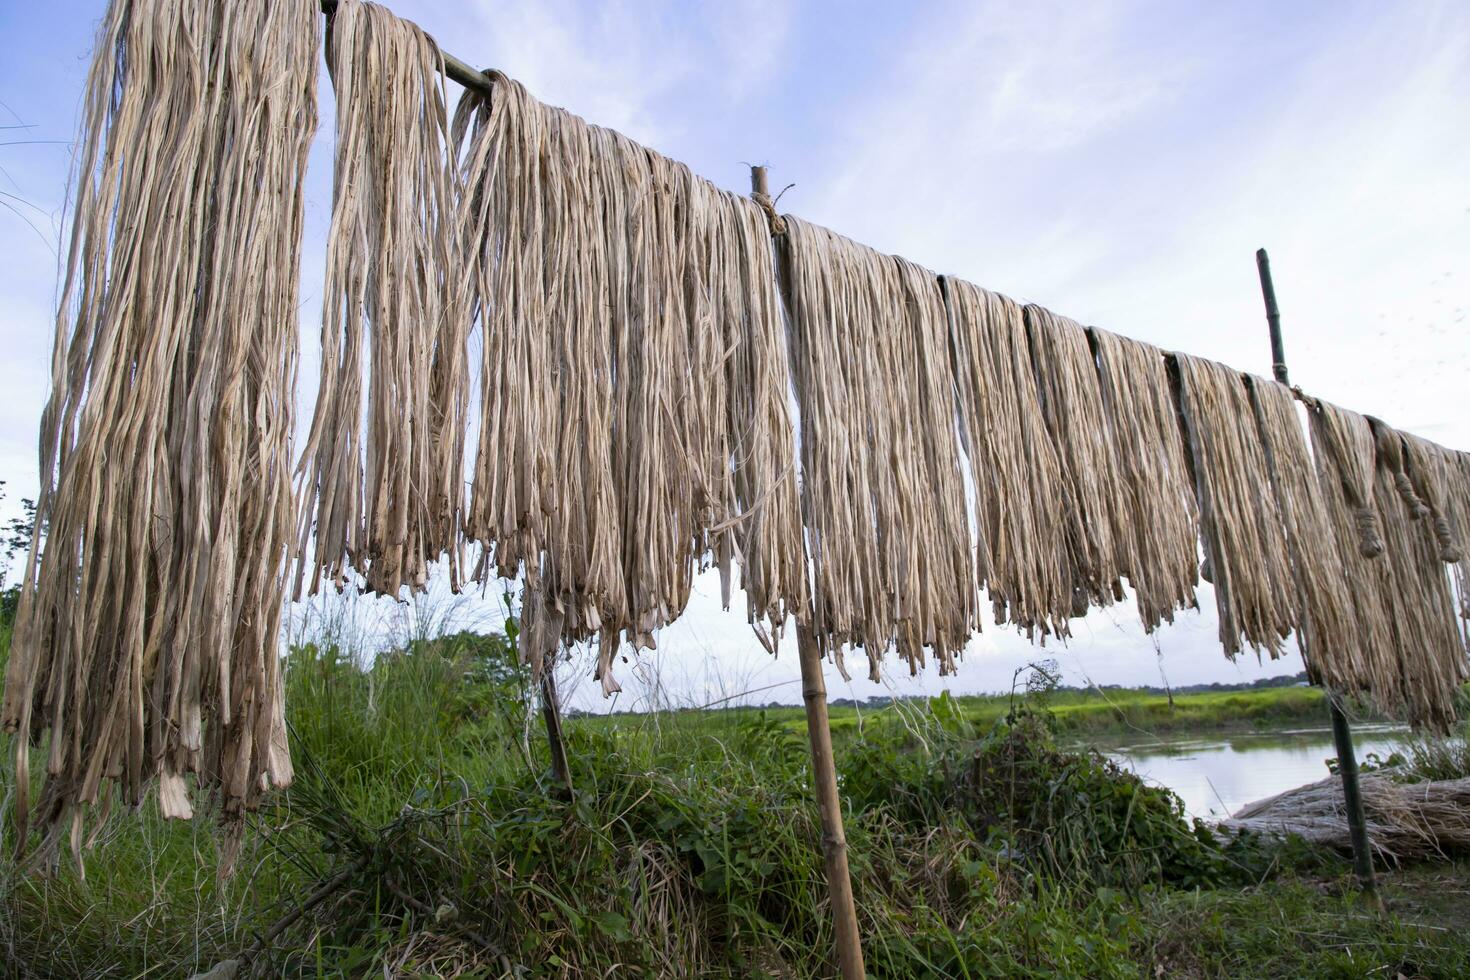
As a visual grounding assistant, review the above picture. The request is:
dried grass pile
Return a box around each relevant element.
[1173,355,1296,658]
[296,0,468,599]
[453,76,805,687]
[2,0,319,864]
[1024,307,1130,611]
[1090,330,1199,630]
[781,220,973,679]
[943,280,1071,639]
[1222,772,1470,863]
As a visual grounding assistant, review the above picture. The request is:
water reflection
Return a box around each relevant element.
[1101,724,1408,819]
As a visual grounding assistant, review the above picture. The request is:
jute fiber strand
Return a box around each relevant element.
[944,280,1071,639]
[1090,329,1199,631]
[296,0,468,600]
[1309,401,1467,730]
[1248,379,1362,695]
[1398,431,1464,565]
[1312,400,1386,559]
[1438,449,1470,643]
[454,76,805,688]
[782,219,974,680]
[1369,440,1468,731]
[1,0,318,865]
[1308,401,1405,712]
[1024,307,1130,611]
[1173,355,1296,659]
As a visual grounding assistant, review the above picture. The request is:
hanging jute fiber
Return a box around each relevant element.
[2,0,318,867]
[1437,448,1470,645]
[296,0,468,600]
[1248,379,1362,695]
[1024,306,1130,611]
[944,279,1071,639]
[1309,401,1404,710]
[1399,431,1464,565]
[1090,329,1199,631]
[1368,426,1468,731]
[1173,355,1296,659]
[454,75,806,689]
[1309,401,1468,730]
[782,219,973,680]
[1311,397,1386,559]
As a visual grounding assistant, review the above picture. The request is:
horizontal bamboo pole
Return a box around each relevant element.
[319,1,496,98]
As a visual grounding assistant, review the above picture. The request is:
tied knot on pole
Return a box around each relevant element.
[752,189,786,236]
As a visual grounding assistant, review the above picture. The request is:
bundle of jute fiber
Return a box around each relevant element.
[1308,400,1466,729]
[1172,355,1296,658]
[1024,307,1131,611]
[1369,439,1468,731]
[296,0,469,600]
[1438,449,1470,639]
[2,0,318,866]
[1090,329,1199,631]
[454,76,805,687]
[782,218,974,679]
[1312,399,1386,558]
[943,279,1071,639]
[1308,400,1408,714]
[1397,431,1464,565]
[1247,379,1363,694]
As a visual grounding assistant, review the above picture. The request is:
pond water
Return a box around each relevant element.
[1100,724,1410,820]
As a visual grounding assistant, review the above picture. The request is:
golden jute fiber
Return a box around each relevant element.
[1370,442,1468,731]
[782,219,973,679]
[944,279,1072,639]
[1309,402,1468,729]
[454,76,805,687]
[2,0,318,866]
[1440,449,1470,648]
[1173,355,1296,659]
[1248,380,1361,694]
[296,0,468,600]
[1024,307,1130,611]
[1091,329,1199,631]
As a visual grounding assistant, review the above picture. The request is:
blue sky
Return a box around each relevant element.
[1,1,1466,711]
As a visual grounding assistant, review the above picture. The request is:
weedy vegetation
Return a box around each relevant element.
[2,616,1469,978]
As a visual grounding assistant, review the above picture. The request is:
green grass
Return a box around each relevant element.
[585,682,1338,745]
[2,627,1468,978]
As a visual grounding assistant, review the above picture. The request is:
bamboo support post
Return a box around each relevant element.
[1255,247,1379,902]
[752,164,866,979]
[540,661,574,800]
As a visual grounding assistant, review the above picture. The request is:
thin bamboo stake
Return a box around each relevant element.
[1255,247,1378,903]
[539,667,574,800]
[751,165,866,980]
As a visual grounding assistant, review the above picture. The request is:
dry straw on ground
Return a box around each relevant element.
[944,280,1072,640]
[782,220,973,680]
[1024,308,1130,611]
[453,76,806,688]
[295,0,468,600]
[1223,772,1470,863]
[1173,355,1296,659]
[2,0,318,866]
[1090,330,1199,631]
